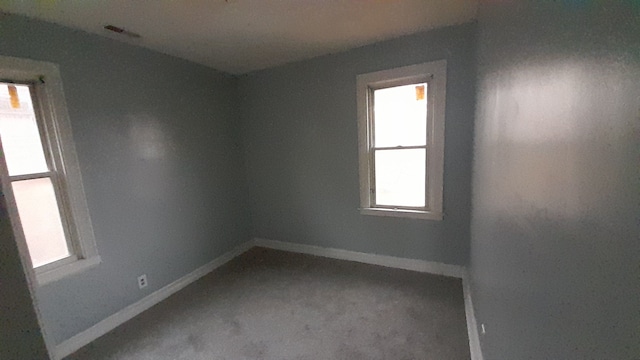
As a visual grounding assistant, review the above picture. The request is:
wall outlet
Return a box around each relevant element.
[481,323,486,335]
[137,274,148,289]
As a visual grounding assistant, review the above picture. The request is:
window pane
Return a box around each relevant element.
[12,178,70,267]
[373,83,427,147]
[375,149,425,207]
[0,83,49,176]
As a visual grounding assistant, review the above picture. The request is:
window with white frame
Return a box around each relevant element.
[0,56,99,284]
[357,60,446,220]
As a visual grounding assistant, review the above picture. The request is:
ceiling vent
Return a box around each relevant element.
[103,25,141,38]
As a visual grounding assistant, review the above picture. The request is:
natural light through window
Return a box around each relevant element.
[0,83,71,267]
[357,61,446,220]
[12,178,70,267]
[373,83,427,207]
[1,56,99,284]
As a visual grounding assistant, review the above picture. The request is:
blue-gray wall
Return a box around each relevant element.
[0,161,50,359]
[471,2,640,359]
[0,14,251,344]
[238,23,476,265]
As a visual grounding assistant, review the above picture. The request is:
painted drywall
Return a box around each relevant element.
[0,14,251,344]
[471,2,640,359]
[238,23,476,265]
[0,150,50,359]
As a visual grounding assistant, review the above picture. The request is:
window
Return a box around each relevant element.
[0,56,99,284]
[357,60,446,220]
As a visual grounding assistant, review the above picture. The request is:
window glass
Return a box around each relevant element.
[0,83,49,176]
[357,61,446,220]
[1,57,100,283]
[374,148,426,207]
[373,83,427,147]
[12,178,70,267]
[1,82,71,268]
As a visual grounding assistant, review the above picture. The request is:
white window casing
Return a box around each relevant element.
[0,55,100,285]
[357,60,446,220]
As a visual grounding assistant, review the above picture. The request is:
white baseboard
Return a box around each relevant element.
[463,273,484,360]
[54,241,254,360]
[252,237,467,278]
[253,237,482,360]
[55,238,483,360]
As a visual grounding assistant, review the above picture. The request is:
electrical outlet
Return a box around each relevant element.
[481,323,486,335]
[137,274,148,289]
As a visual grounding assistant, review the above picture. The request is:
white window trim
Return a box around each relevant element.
[0,55,100,285]
[356,60,446,221]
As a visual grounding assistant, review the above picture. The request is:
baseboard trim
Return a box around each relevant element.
[463,273,484,360]
[54,241,254,360]
[253,237,483,360]
[55,238,483,360]
[252,237,467,278]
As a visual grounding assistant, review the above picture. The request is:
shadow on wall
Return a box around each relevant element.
[471,2,640,358]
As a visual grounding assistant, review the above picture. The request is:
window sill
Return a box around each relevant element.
[36,256,101,286]
[359,207,443,221]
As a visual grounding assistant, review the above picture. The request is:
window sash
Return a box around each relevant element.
[10,175,76,266]
[356,60,446,220]
[9,171,53,181]
[370,85,428,148]
[1,55,100,285]
[369,147,429,210]
[367,80,430,210]
[4,82,79,267]
[30,81,86,261]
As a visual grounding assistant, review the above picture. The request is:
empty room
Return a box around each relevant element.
[0,1,638,359]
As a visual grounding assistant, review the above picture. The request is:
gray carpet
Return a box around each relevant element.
[66,247,470,360]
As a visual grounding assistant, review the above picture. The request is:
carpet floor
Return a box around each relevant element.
[66,247,470,360]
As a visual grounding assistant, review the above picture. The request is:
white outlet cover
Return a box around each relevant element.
[137,274,148,289]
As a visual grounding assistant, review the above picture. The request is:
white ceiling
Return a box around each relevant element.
[3,0,477,74]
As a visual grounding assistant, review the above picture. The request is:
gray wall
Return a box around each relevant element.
[1,157,50,359]
[239,23,476,265]
[471,2,640,359]
[0,14,251,344]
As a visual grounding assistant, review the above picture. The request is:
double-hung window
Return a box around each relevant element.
[0,56,99,284]
[357,60,446,220]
